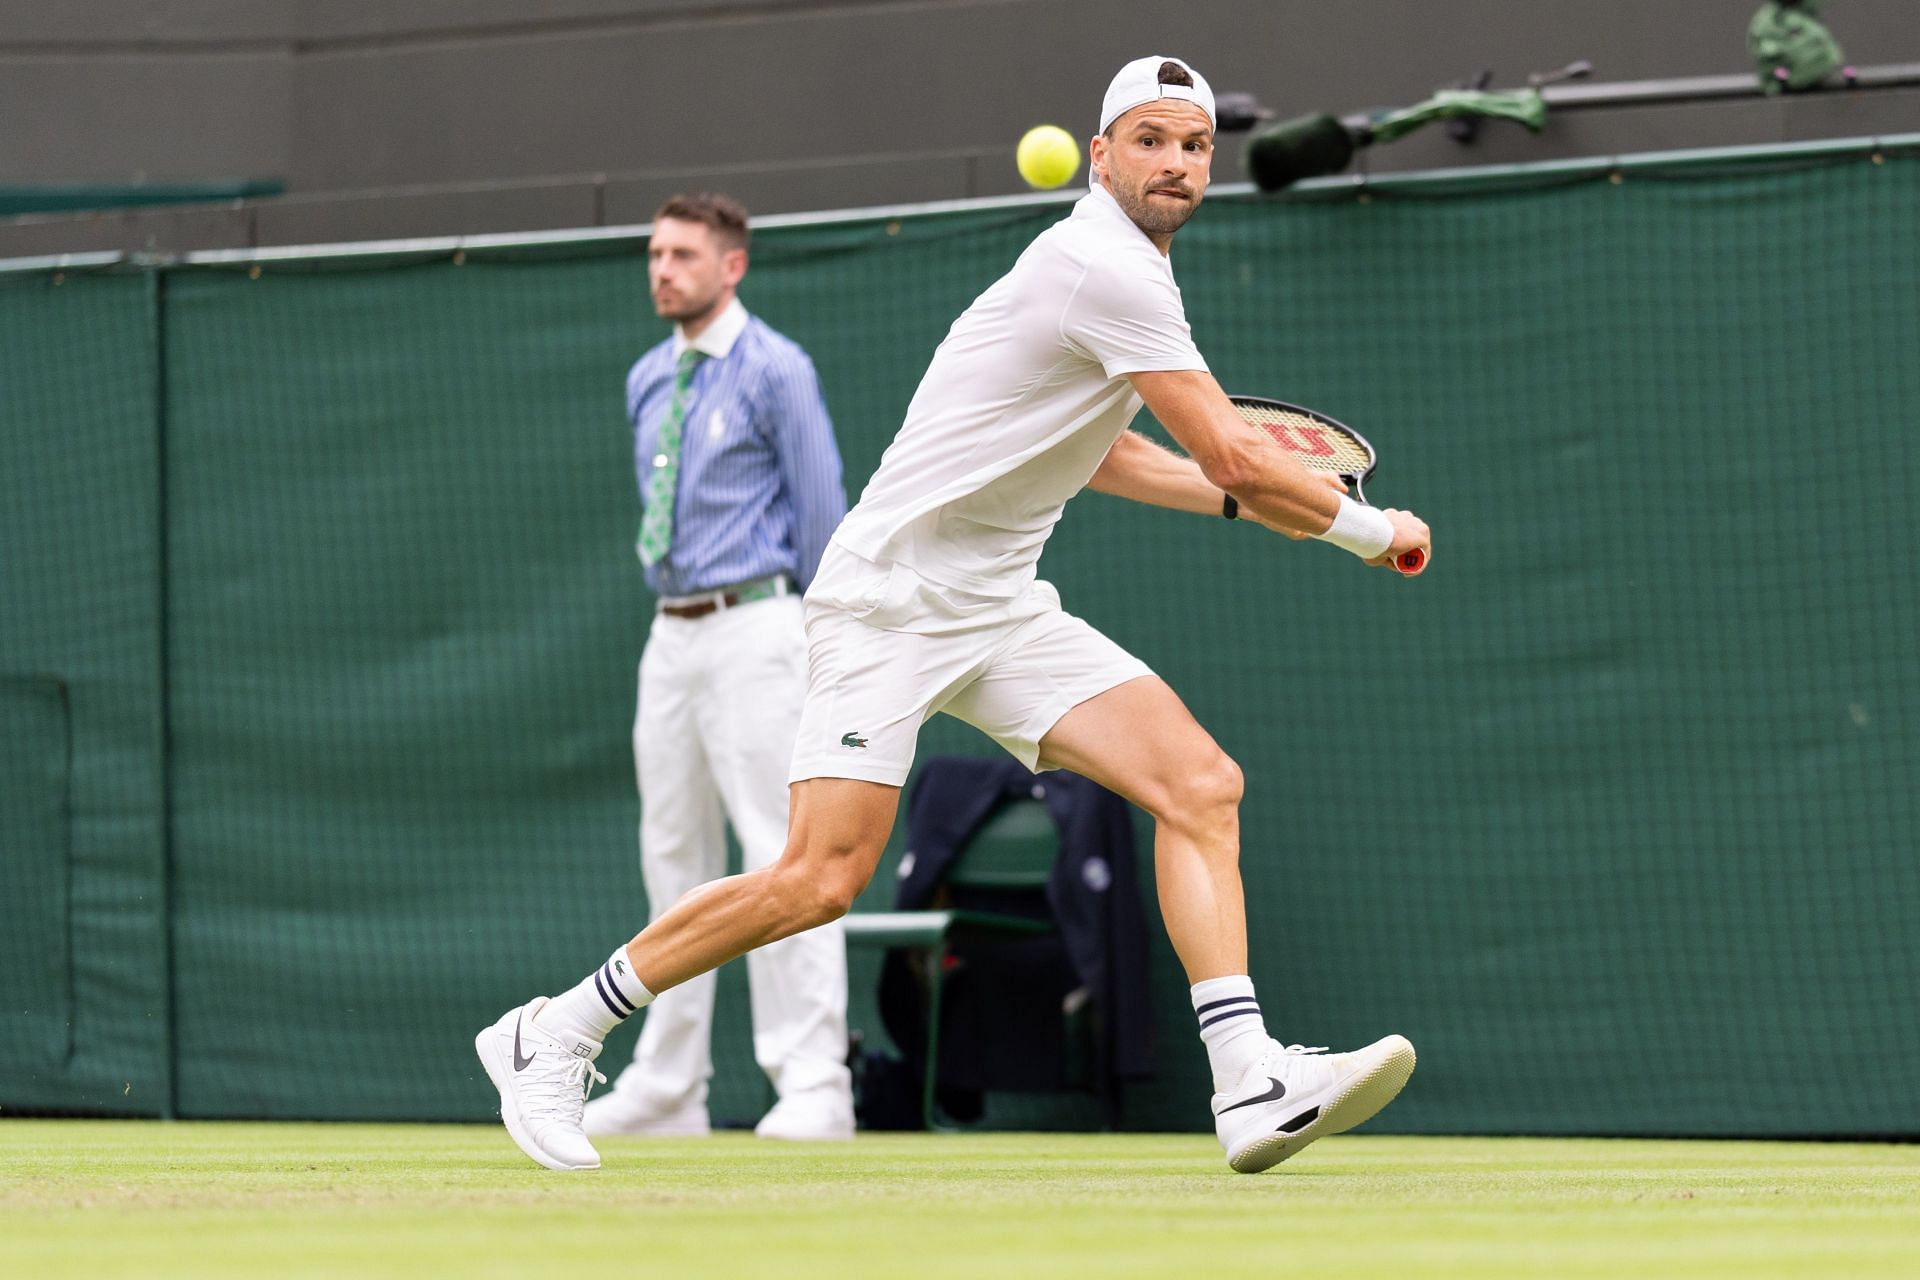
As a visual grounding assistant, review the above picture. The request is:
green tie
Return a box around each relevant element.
[637,348,706,568]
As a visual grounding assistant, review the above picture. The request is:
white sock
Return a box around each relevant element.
[535,945,654,1045]
[1192,975,1270,1093]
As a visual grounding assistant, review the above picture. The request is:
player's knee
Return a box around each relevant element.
[816,880,860,925]
[771,846,865,928]
[787,874,858,928]
[1208,752,1245,810]
[1168,749,1243,834]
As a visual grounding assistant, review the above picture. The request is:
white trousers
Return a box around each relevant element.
[613,593,853,1115]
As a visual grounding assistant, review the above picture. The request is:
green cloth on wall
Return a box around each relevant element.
[3,146,1916,1134]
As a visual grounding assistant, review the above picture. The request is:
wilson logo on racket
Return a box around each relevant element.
[1268,423,1337,457]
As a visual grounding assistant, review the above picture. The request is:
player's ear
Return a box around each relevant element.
[722,247,748,286]
[1089,133,1108,185]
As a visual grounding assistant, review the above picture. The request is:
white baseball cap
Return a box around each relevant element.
[1098,55,1216,135]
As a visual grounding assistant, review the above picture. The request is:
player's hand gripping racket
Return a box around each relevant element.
[1227,396,1428,575]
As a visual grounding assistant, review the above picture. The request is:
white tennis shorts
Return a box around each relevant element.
[788,543,1154,787]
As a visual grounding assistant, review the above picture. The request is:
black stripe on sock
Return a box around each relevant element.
[1195,995,1260,1017]
[1198,1007,1263,1031]
[599,964,637,1014]
[592,971,629,1019]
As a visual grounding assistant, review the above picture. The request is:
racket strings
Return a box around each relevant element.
[1230,403,1374,477]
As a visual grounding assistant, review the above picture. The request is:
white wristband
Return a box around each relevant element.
[1315,495,1395,560]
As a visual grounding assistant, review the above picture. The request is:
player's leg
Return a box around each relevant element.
[1033,676,1246,978]
[477,775,895,1170]
[477,620,733,1168]
[625,775,898,986]
[480,553,960,1170]
[940,612,1245,981]
[1037,675,1414,1173]
[583,632,728,1138]
[698,598,854,1138]
[950,607,1413,1172]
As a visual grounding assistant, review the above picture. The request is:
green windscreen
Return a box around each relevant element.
[2,142,1915,1135]
[0,271,169,1113]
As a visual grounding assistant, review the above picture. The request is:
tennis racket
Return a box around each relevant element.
[1227,396,1428,575]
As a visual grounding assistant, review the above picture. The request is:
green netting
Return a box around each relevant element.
[2,143,1916,1134]
[0,271,169,1113]
[159,260,655,1118]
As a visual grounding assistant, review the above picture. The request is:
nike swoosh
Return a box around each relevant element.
[1218,1076,1288,1115]
[513,1012,537,1072]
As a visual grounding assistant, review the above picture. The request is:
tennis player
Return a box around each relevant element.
[478,54,1432,1174]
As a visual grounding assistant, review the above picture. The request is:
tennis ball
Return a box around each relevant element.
[1016,125,1081,190]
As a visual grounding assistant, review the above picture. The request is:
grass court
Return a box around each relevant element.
[3,1122,1916,1277]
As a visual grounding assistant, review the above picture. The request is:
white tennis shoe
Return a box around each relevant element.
[1212,1035,1416,1173]
[754,1090,856,1141]
[475,997,607,1171]
[582,1086,711,1138]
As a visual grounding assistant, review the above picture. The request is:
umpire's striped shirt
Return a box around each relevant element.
[627,298,847,597]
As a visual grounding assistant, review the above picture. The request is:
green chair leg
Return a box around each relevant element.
[921,944,946,1131]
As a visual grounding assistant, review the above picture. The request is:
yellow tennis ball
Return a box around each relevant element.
[1017,125,1081,190]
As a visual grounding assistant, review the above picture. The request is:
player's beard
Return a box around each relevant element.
[1110,173,1201,237]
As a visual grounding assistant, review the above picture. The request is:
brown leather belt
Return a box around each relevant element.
[660,592,745,620]
[657,575,790,620]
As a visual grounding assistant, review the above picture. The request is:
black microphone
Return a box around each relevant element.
[1244,112,1368,191]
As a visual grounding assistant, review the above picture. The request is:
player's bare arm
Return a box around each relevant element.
[1128,368,1430,567]
[1086,428,1228,514]
[1087,429,1346,535]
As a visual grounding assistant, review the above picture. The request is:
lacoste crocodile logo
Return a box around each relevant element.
[614,959,627,976]
[841,732,869,749]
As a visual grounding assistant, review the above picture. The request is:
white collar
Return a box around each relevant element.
[1078,182,1163,253]
[672,296,748,360]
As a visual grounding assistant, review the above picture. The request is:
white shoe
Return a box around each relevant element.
[474,997,607,1171]
[754,1090,856,1141]
[1212,1035,1416,1173]
[583,1085,711,1138]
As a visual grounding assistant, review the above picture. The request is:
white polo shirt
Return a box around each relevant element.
[831,182,1208,598]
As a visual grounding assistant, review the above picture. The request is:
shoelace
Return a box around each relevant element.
[565,1056,609,1106]
[521,1051,607,1125]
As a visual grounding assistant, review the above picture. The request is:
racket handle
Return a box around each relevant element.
[1394,547,1427,576]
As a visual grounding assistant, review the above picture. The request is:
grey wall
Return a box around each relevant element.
[3,0,1916,254]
